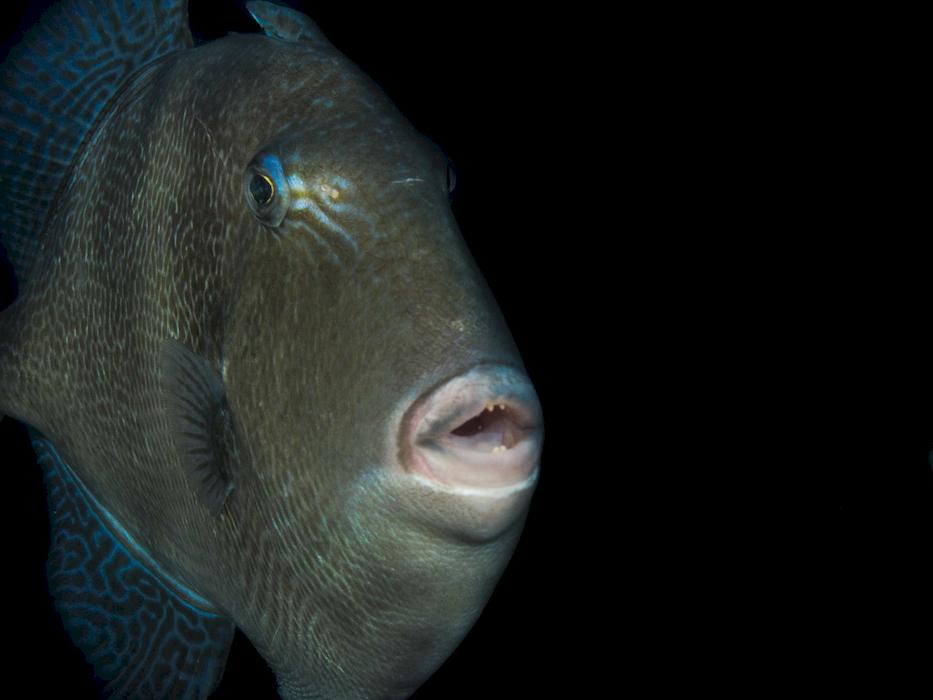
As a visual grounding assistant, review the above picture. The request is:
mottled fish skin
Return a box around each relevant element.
[0,3,542,698]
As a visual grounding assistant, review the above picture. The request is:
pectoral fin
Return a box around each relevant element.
[34,434,234,700]
[161,339,241,515]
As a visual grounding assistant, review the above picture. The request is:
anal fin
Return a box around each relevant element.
[33,433,234,699]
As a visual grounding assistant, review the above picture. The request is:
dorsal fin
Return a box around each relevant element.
[0,0,193,286]
[246,1,327,43]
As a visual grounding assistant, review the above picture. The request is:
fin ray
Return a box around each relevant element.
[161,339,241,515]
[246,1,328,43]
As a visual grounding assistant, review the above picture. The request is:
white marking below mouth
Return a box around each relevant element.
[408,470,539,498]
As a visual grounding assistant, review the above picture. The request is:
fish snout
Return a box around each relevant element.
[399,366,543,499]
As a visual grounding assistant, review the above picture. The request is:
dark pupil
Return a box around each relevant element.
[250,173,274,205]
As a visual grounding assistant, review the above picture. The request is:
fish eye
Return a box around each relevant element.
[243,153,290,228]
[249,173,275,207]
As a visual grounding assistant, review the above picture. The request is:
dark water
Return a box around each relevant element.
[0,1,581,697]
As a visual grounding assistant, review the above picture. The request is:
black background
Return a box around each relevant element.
[0,1,601,697]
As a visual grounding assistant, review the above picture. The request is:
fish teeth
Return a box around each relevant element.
[492,445,506,453]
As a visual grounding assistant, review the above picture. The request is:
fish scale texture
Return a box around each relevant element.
[0,0,192,284]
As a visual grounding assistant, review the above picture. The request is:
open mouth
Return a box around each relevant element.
[449,403,522,451]
[401,366,543,493]
[443,401,534,458]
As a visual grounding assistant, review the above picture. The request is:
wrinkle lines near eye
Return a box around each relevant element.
[287,220,342,267]
[292,198,359,254]
[281,172,386,260]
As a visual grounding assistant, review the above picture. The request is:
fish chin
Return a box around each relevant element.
[231,444,524,700]
[256,422,535,699]
[266,555,496,700]
[277,679,418,700]
[274,645,443,700]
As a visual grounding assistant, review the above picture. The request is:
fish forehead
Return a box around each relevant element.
[279,128,442,197]
[190,33,428,158]
[177,33,447,242]
[274,126,446,243]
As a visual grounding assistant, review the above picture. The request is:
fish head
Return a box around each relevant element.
[183,29,543,698]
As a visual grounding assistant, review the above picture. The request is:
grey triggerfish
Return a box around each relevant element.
[0,1,543,698]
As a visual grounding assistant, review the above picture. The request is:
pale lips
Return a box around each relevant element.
[402,366,543,494]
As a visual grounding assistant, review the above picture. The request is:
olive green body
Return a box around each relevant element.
[0,23,532,700]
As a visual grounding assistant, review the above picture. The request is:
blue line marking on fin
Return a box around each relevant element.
[0,0,193,286]
[34,435,234,700]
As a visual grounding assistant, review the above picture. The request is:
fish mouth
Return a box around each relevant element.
[399,365,543,496]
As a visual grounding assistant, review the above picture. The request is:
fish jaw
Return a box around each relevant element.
[393,364,544,539]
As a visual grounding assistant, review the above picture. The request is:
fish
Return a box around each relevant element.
[0,1,544,698]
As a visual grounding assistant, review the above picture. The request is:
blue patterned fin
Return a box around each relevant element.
[0,0,193,285]
[33,434,234,699]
